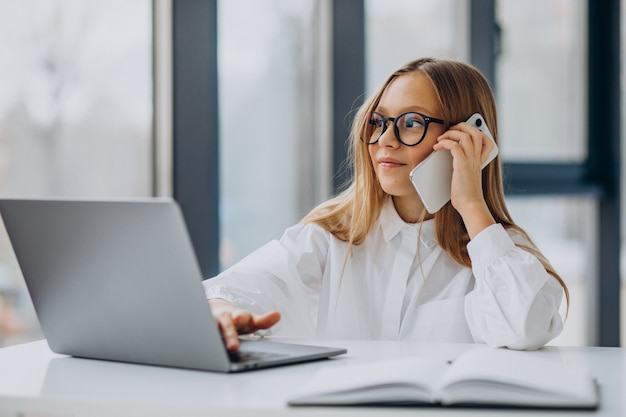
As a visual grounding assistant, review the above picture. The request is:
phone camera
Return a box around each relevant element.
[475,118,483,127]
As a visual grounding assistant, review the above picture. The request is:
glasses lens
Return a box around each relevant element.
[367,112,385,143]
[397,112,426,145]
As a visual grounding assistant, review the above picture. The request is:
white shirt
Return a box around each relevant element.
[203,200,564,350]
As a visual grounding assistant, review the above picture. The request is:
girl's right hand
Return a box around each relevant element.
[208,298,281,351]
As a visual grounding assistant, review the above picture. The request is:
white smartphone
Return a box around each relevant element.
[408,113,498,214]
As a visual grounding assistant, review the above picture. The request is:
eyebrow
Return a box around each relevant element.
[374,105,440,117]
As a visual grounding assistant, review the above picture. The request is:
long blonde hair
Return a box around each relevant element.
[301,57,569,311]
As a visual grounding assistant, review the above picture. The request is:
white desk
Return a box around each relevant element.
[0,338,621,416]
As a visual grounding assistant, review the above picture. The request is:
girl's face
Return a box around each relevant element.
[368,72,445,206]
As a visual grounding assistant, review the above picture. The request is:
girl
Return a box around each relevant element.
[204,57,568,352]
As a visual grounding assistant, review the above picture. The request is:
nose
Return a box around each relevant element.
[376,122,400,148]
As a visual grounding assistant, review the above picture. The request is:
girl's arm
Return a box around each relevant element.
[464,224,564,350]
[202,223,329,345]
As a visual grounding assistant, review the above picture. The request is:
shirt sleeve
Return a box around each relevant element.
[464,223,565,350]
[202,223,329,337]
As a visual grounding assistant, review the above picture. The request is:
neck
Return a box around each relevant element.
[392,195,434,223]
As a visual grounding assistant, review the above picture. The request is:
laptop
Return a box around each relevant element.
[0,198,346,372]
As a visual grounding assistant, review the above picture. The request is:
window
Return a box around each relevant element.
[365,0,468,92]
[497,0,586,162]
[497,0,591,346]
[218,0,328,268]
[0,0,152,346]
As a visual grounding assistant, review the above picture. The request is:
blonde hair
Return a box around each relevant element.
[301,57,569,312]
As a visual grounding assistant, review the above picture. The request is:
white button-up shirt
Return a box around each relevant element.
[203,200,564,350]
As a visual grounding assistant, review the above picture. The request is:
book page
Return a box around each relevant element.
[436,347,598,408]
[288,356,449,405]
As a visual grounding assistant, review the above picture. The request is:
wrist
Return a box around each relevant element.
[208,298,236,313]
[458,200,495,239]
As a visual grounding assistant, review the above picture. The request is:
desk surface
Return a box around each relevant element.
[0,338,621,417]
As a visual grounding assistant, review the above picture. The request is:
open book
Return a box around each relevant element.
[288,347,598,409]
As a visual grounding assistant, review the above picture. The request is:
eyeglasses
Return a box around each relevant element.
[366,111,445,146]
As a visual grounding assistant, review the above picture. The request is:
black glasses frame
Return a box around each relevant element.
[366,111,445,147]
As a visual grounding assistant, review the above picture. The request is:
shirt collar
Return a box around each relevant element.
[379,198,437,247]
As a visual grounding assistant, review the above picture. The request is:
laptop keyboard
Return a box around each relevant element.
[228,350,290,364]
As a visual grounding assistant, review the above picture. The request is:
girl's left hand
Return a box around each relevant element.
[433,122,497,237]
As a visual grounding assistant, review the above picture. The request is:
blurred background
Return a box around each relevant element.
[0,0,621,347]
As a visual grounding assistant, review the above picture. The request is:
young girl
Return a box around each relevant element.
[204,57,568,352]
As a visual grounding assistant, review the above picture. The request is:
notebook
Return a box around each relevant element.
[0,198,346,372]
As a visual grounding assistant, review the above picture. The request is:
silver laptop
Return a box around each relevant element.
[0,198,346,372]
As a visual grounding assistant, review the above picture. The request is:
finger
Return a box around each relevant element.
[438,129,483,165]
[454,123,494,162]
[216,314,240,351]
[253,311,281,330]
[442,126,480,147]
[480,137,497,166]
[435,132,468,162]
[233,310,281,334]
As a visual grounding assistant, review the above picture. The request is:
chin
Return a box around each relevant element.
[380,183,413,198]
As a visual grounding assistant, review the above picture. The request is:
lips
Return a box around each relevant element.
[377,157,406,168]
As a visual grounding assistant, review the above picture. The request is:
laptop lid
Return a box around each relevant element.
[0,198,345,372]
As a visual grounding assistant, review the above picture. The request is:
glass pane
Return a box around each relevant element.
[496,0,586,162]
[218,0,323,268]
[365,0,468,92]
[506,196,596,346]
[0,0,153,346]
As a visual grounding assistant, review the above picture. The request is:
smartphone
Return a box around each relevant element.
[408,113,498,214]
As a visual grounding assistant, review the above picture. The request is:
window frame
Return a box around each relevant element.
[169,0,621,345]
